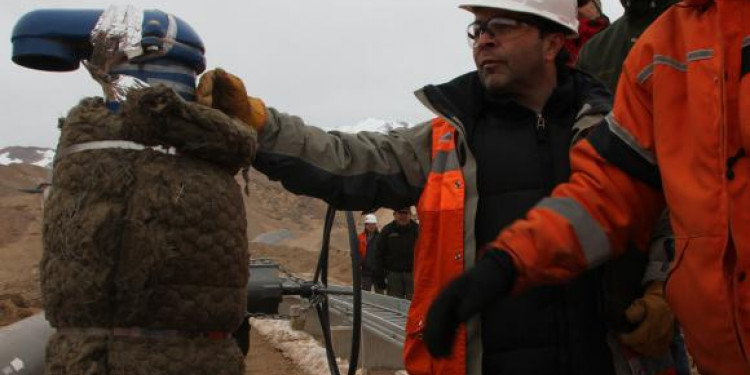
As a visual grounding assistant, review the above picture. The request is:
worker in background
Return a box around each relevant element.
[358,213,383,293]
[371,208,418,300]
[577,0,677,90]
[564,0,609,65]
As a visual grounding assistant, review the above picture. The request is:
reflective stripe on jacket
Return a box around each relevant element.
[495,1,750,374]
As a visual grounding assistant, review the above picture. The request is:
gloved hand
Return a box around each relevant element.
[619,281,675,358]
[424,250,517,358]
[196,68,268,131]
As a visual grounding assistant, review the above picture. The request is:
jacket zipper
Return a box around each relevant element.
[534,109,569,370]
[536,113,548,142]
[536,113,556,194]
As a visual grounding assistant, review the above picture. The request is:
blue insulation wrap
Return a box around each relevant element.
[11,9,205,73]
[11,8,206,102]
[11,9,101,72]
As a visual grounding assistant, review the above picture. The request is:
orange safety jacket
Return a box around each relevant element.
[404,118,466,375]
[493,1,750,374]
[358,232,368,261]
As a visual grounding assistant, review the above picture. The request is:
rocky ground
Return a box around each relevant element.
[0,164,46,326]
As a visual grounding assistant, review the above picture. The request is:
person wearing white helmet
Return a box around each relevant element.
[358,213,383,293]
[195,0,668,373]
[364,213,379,225]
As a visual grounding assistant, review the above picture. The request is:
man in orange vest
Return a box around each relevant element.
[421,0,750,374]
[195,0,675,373]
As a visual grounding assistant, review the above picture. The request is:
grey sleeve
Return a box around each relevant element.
[253,108,433,211]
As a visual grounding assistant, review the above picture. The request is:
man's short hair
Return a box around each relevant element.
[518,13,571,70]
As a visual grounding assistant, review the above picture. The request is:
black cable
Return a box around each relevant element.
[314,206,363,375]
[345,211,362,375]
[316,205,340,375]
[315,206,336,284]
[316,301,341,375]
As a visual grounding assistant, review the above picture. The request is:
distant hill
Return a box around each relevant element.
[0,145,360,252]
[0,117,409,170]
[0,146,54,169]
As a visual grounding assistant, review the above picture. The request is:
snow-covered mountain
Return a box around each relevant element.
[0,147,54,168]
[325,118,411,134]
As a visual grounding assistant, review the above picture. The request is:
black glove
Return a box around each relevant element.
[424,249,517,358]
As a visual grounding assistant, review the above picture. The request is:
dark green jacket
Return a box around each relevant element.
[577,0,677,92]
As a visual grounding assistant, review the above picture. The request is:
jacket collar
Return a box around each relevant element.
[415,67,612,132]
[415,71,485,133]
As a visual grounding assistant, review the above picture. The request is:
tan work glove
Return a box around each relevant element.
[196,68,268,131]
[619,281,675,358]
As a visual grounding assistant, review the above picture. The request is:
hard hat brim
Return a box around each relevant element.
[459,2,579,38]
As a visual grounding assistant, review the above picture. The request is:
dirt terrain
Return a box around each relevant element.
[0,164,47,326]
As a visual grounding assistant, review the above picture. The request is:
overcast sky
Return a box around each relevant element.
[1,0,623,149]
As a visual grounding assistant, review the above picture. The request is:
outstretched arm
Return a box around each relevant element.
[197,68,434,211]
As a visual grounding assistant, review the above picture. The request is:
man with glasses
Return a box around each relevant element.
[195,0,642,373]
[370,208,419,300]
[422,0,750,372]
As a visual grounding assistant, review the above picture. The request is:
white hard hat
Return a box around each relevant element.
[459,0,579,37]
[364,214,378,224]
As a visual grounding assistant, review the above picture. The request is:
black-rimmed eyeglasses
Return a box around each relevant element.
[467,17,531,47]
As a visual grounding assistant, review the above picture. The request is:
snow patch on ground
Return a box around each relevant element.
[0,153,22,166]
[250,317,407,375]
[249,318,348,375]
[32,149,55,168]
